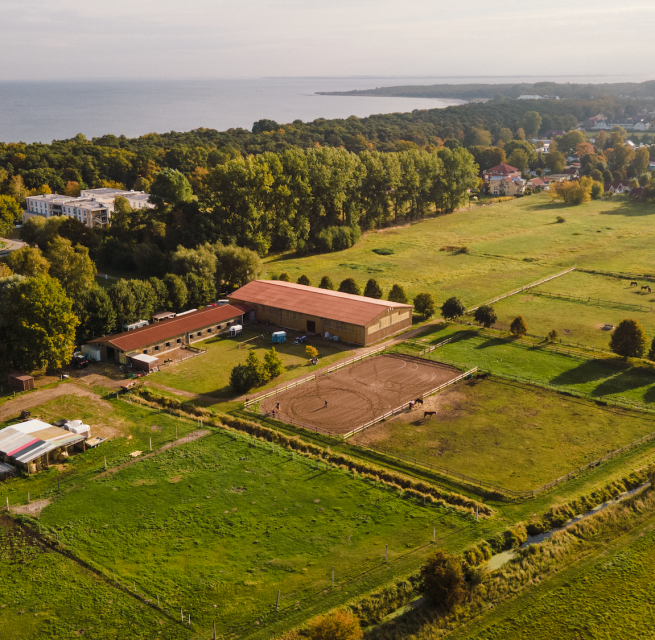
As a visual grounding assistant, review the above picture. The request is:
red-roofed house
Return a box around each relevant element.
[604,180,631,194]
[482,163,521,182]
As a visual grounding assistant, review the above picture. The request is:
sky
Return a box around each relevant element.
[2,0,654,81]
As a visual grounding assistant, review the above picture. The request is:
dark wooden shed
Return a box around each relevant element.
[8,373,35,392]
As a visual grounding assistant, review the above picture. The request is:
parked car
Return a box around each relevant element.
[72,353,89,369]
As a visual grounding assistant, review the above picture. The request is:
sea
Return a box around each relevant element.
[0,75,650,144]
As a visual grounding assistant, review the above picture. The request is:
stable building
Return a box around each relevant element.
[88,305,247,365]
[229,280,413,346]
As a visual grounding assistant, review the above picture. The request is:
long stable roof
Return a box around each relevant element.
[0,419,85,465]
[89,305,244,352]
[230,280,412,326]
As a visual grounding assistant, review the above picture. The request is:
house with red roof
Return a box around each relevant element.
[604,180,631,194]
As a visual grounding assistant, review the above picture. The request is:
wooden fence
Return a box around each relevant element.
[466,266,576,313]
[531,289,653,312]
[325,345,386,374]
[244,374,316,409]
[343,367,478,440]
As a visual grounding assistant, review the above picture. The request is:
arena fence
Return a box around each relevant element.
[466,266,576,313]
[244,374,317,409]
[325,345,386,374]
[343,367,478,440]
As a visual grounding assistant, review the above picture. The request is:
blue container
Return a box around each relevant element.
[272,331,286,343]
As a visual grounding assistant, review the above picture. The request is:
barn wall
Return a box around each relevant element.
[365,308,412,345]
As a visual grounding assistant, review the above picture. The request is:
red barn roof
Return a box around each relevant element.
[486,163,520,176]
[90,305,244,351]
[229,280,412,326]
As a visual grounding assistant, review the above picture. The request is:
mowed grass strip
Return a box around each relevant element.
[154,326,353,401]
[398,324,655,406]
[350,378,655,491]
[37,432,478,635]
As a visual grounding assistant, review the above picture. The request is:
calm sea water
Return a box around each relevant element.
[0,75,649,144]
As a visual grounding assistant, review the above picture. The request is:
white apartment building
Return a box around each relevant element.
[24,188,154,228]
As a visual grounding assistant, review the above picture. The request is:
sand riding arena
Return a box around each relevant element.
[259,353,463,436]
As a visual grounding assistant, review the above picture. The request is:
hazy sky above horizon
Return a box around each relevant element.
[2,0,654,81]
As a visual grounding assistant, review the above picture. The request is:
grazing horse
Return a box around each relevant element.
[415,398,424,405]
[630,281,638,287]
[424,411,437,419]
[642,286,649,292]
[649,287,652,294]
[476,372,489,381]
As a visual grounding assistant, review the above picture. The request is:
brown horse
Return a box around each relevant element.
[424,411,437,419]
[630,281,638,287]
[415,398,424,405]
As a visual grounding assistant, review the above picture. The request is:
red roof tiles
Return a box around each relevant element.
[90,305,243,352]
[229,280,412,326]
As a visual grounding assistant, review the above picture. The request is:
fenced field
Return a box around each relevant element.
[349,377,655,492]
[260,354,462,436]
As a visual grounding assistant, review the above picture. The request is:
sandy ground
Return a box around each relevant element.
[10,498,52,517]
[0,384,112,421]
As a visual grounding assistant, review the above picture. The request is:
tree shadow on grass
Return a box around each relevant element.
[549,359,625,387]
[474,336,511,350]
[598,200,655,218]
[641,385,655,404]
[589,367,655,398]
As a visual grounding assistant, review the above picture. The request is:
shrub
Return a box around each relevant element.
[363,278,383,299]
[591,183,603,200]
[547,329,559,343]
[556,216,566,223]
[419,550,466,611]
[413,293,436,319]
[297,274,311,286]
[279,272,291,282]
[388,284,408,304]
[306,345,319,359]
[245,350,268,386]
[473,304,497,328]
[510,315,528,336]
[264,347,284,379]
[306,609,363,640]
[441,296,466,320]
[372,248,394,255]
[338,277,360,295]
[319,275,334,290]
[229,364,251,393]
[609,319,648,358]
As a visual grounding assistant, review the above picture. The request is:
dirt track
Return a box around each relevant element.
[0,384,112,421]
[261,354,460,435]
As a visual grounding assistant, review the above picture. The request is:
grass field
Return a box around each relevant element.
[154,326,353,402]
[452,505,655,640]
[350,378,655,491]
[30,431,479,639]
[395,324,655,406]
[263,194,655,308]
[490,270,655,348]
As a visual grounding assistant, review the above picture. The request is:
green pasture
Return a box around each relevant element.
[396,324,655,406]
[154,326,353,402]
[453,510,655,640]
[489,270,655,349]
[351,378,655,491]
[263,194,655,307]
[35,432,478,638]
[0,393,196,508]
[0,516,177,640]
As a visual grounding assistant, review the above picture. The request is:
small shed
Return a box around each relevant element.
[129,353,160,372]
[153,311,176,322]
[272,331,286,343]
[230,324,243,338]
[82,344,102,362]
[8,373,34,392]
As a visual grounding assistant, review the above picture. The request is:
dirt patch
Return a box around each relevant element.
[93,425,122,439]
[168,475,183,483]
[150,425,162,432]
[10,498,52,518]
[261,354,461,436]
[132,479,157,486]
[0,383,112,421]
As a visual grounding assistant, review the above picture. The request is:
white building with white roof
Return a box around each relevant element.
[24,188,154,228]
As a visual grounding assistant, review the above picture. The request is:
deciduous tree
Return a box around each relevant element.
[46,236,96,300]
[319,275,334,290]
[420,550,466,612]
[364,278,383,299]
[473,304,497,328]
[610,319,647,358]
[388,284,408,304]
[297,274,311,286]
[339,278,360,295]
[441,297,465,320]
[264,347,284,379]
[413,292,436,319]
[510,315,528,337]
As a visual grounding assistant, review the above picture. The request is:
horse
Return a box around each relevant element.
[630,281,638,287]
[649,287,652,294]
[424,411,437,419]
[414,398,424,405]
[476,372,489,381]
[641,286,649,292]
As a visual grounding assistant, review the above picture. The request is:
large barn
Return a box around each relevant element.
[229,280,413,346]
[89,305,247,365]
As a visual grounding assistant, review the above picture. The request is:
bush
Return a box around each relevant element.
[510,315,528,336]
[264,347,284,379]
[306,345,319,359]
[441,296,466,320]
[364,278,383,299]
[338,278,360,295]
[372,248,394,255]
[319,275,334,290]
[297,274,311,286]
[473,304,497,328]
[306,609,363,640]
[609,319,648,358]
[229,364,252,393]
[547,329,559,343]
[591,183,603,200]
[556,216,566,223]
[419,550,466,611]
[388,284,408,304]
[413,292,436,319]
[279,272,291,282]
[245,350,268,386]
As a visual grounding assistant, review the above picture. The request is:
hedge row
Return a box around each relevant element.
[131,387,491,516]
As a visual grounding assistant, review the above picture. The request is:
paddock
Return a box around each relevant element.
[260,354,462,435]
